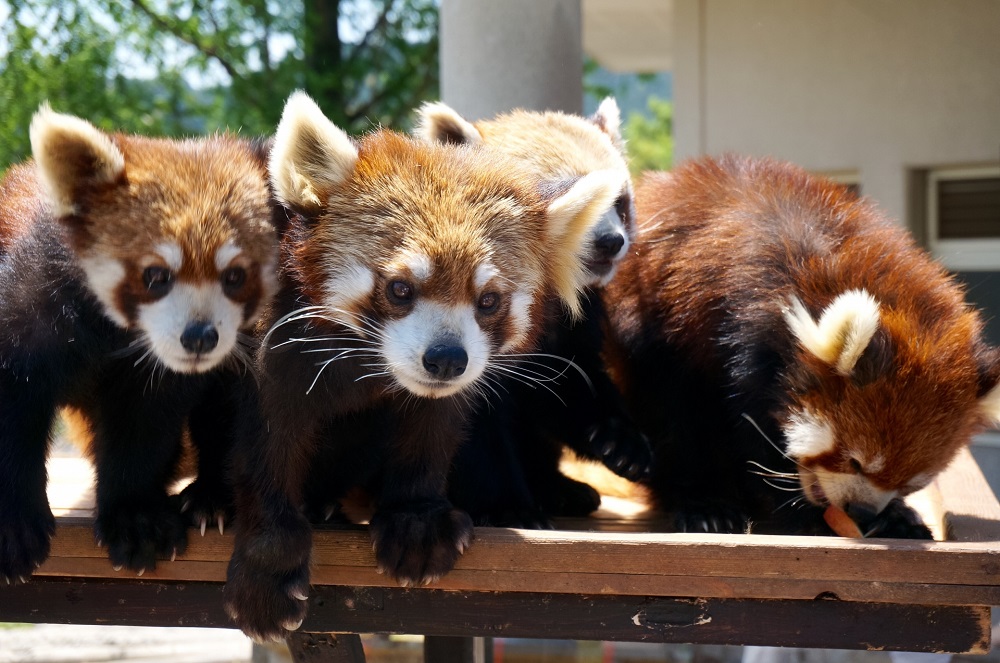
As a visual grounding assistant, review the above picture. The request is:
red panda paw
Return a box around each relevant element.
[369,504,474,587]
[223,557,310,643]
[178,479,233,536]
[861,499,934,540]
[589,417,653,481]
[0,501,56,583]
[536,472,602,518]
[95,499,188,574]
[672,503,751,534]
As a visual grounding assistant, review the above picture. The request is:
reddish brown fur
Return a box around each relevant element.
[606,155,999,528]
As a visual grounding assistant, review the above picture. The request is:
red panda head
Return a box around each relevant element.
[781,288,1000,518]
[414,98,634,288]
[269,92,623,398]
[29,104,279,374]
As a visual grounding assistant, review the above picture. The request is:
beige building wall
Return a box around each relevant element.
[672,0,1000,230]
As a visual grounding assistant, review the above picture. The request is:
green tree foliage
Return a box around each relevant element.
[0,0,439,171]
[623,97,673,176]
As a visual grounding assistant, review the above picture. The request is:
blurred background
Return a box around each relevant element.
[1,1,998,661]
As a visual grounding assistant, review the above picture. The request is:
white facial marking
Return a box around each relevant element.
[402,252,433,282]
[783,410,836,461]
[79,256,129,328]
[154,242,184,272]
[381,300,489,398]
[214,241,243,272]
[475,262,498,291]
[137,282,243,374]
[807,467,898,514]
[866,454,886,475]
[500,290,533,352]
[324,262,375,330]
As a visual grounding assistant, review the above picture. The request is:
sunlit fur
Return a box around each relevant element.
[416,98,635,287]
[0,105,278,581]
[604,155,1000,535]
[224,92,620,642]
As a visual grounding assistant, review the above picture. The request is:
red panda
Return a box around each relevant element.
[223,91,624,642]
[604,155,1000,536]
[414,99,651,527]
[0,105,278,581]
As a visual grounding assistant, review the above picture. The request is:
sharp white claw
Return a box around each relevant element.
[137,568,145,577]
[218,515,225,535]
[113,565,123,572]
[324,505,335,521]
[200,520,207,537]
[290,588,309,601]
[180,500,191,514]
[18,576,26,584]
[170,548,177,562]
[281,617,304,632]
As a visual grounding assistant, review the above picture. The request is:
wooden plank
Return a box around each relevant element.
[1,579,989,654]
[299,586,991,655]
[38,519,1000,594]
[935,447,1000,541]
[286,632,366,663]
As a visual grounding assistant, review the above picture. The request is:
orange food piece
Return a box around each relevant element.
[824,504,864,538]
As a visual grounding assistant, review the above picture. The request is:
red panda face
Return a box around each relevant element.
[29,106,278,374]
[414,98,635,288]
[269,92,623,399]
[781,289,993,516]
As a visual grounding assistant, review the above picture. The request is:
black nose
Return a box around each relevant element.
[422,344,468,380]
[180,321,219,355]
[594,232,625,259]
[843,502,878,529]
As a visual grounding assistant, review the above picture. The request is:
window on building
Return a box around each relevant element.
[927,166,1000,271]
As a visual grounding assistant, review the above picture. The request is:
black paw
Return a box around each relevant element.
[95,500,188,574]
[673,504,750,534]
[862,499,934,540]
[178,478,233,537]
[224,553,310,643]
[0,502,56,583]
[588,417,653,481]
[537,472,602,518]
[369,503,474,586]
[223,510,313,642]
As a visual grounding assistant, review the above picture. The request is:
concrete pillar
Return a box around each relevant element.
[440,0,583,121]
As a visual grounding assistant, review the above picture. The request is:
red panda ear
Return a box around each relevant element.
[543,169,627,318]
[29,103,125,218]
[270,91,358,212]
[784,290,882,377]
[589,97,624,151]
[413,101,483,146]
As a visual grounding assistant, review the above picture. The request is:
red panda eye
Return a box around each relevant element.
[849,458,864,474]
[222,266,247,294]
[478,292,500,314]
[143,266,173,296]
[388,280,413,304]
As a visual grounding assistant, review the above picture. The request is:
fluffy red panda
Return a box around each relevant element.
[604,155,1000,536]
[223,92,623,642]
[0,105,278,581]
[414,99,651,527]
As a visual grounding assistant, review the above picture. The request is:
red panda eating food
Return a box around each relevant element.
[222,92,624,641]
[0,106,278,581]
[605,155,1000,537]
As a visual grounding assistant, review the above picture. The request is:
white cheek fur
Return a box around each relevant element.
[137,282,244,374]
[381,300,489,398]
[500,290,533,353]
[79,256,129,328]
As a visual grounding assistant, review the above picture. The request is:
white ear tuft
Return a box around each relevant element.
[545,169,628,317]
[785,289,881,376]
[270,91,358,210]
[413,101,483,146]
[979,381,1000,425]
[29,103,125,217]
[591,97,624,148]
